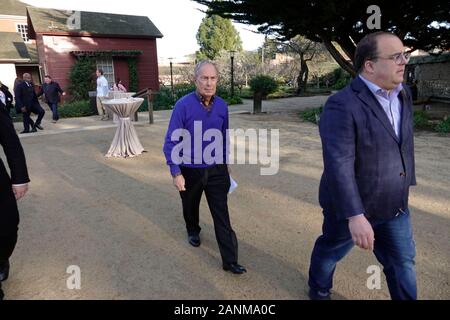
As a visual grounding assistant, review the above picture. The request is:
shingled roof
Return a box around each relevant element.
[0,32,37,62]
[0,0,30,16]
[27,7,163,38]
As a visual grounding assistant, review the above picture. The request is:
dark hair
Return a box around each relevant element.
[44,75,52,79]
[354,31,398,73]
[116,78,121,84]
[97,68,104,75]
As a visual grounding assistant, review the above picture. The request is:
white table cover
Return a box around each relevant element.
[102,98,144,158]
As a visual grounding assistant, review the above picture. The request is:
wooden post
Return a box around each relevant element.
[147,89,154,124]
[253,92,263,114]
[133,104,139,122]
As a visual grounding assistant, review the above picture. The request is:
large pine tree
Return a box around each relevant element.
[194,0,450,75]
[196,15,243,60]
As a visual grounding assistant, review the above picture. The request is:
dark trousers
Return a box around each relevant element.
[47,102,59,121]
[179,165,238,265]
[22,102,45,131]
[0,233,18,263]
[0,165,19,262]
[308,208,417,300]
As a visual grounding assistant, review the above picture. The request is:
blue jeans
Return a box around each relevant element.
[48,102,59,121]
[308,208,417,300]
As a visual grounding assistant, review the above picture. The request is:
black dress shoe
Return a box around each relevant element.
[188,234,201,247]
[0,260,10,282]
[223,263,247,274]
[308,288,331,300]
[20,130,30,134]
[31,127,37,132]
[34,123,44,130]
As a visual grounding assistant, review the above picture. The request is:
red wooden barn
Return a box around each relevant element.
[26,6,163,94]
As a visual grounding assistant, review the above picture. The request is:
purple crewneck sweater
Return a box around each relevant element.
[163,92,229,176]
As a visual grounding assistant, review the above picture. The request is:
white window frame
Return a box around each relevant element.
[96,58,115,88]
[15,23,30,43]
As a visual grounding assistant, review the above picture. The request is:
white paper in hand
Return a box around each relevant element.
[229,176,238,194]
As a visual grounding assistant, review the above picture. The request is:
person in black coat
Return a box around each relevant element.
[0,81,14,118]
[0,101,30,300]
[14,73,45,134]
[41,75,65,123]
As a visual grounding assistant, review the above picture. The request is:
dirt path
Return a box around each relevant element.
[2,98,449,300]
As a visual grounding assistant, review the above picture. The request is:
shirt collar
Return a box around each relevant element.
[195,90,215,109]
[359,74,403,99]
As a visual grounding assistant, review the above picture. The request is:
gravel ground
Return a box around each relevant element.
[2,96,449,300]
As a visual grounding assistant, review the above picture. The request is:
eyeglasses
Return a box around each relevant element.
[372,51,411,65]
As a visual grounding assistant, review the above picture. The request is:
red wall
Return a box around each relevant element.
[36,34,160,95]
[113,58,129,90]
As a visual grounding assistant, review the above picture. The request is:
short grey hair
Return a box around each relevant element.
[194,60,219,79]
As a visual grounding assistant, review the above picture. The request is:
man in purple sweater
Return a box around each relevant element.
[163,61,246,274]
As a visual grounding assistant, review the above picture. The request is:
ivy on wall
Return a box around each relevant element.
[68,56,96,100]
[128,58,138,92]
[71,50,143,58]
[69,50,142,96]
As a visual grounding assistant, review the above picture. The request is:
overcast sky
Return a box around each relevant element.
[22,0,266,61]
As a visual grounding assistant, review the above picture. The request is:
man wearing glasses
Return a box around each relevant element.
[163,61,246,274]
[308,32,416,300]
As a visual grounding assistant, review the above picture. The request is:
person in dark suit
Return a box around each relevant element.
[0,81,14,118]
[14,73,45,134]
[0,100,30,300]
[308,32,417,300]
[41,75,65,123]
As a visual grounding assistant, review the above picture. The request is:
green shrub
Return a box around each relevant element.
[59,100,95,118]
[332,68,352,90]
[239,87,253,99]
[435,117,450,133]
[413,110,430,129]
[249,75,279,96]
[319,67,352,90]
[300,107,323,124]
[68,57,96,101]
[149,84,242,110]
[224,95,243,105]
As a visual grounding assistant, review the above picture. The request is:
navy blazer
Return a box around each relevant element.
[318,76,416,220]
[14,81,41,113]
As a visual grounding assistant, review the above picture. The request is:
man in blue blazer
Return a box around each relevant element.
[308,32,417,300]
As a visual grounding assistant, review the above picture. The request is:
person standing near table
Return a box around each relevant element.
[96,69,109,120]
[163,60,246,274]
[113,78,127,92]
[0,99,30,300]
[41,75,65,123]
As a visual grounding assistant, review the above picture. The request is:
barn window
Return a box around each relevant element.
[96,58,115,87]
[16,24,29,42]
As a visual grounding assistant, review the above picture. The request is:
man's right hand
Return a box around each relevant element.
[348,214,375,251]
[173,174,186,192]
[12,184,29,200]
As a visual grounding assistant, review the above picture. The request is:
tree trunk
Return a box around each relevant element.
[320,35,357,77]
[296,54,309,94]
[253,92,263,114]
